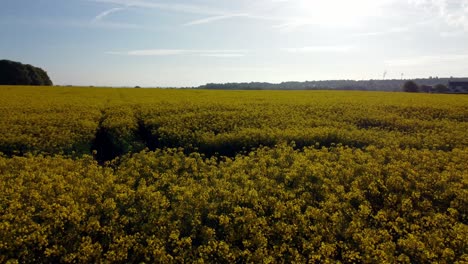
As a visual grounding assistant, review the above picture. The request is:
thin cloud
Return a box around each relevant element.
[107,49,248,57]
[184,13,249,26]
[200,54,246,57]
[409,0,468,31]
[352,26,411,37]
[130,50,186,56]
[107,50,185,56]
[439,31,464,37]
[385,54,468,66]
[0,16,142,30]
[90,0,468,33]
[93,7,125,22]
[91,0,398,31]
[92,0,226,15]
[91,21,141,29]
[272,20,319,31]
[92,0,253,28]
[268,0,397,31]
[284,46,353,53]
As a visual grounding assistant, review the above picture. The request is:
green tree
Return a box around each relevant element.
[0,60,31,85]
[0,60,52,86]
[433,84,449,93]
[402,80,419,92]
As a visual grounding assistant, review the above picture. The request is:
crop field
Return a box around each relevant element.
[0,86,467,263]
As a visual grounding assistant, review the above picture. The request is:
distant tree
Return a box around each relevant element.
[197,78,468,92]
[402,80,419,92]
[433,84,449,93]
[135,86,141,88]
[0,60,52,86]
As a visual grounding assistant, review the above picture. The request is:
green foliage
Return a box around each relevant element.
[198,77,466,92]
[434,84,449,93]
[402,81,419,93]
[0,60,52,86]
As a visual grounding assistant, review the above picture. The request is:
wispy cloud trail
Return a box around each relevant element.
[184,14,249,26]
[93,7,125,22]
[107,49,248,57]
[92,0,226,15]
[284,46,353,53]
[91,0,468,32]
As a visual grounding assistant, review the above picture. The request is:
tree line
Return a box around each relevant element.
[198,78,467,92]
[0,60,53,86]
[402,80,450,93]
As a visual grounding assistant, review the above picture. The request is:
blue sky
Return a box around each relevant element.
[1,0,468,87]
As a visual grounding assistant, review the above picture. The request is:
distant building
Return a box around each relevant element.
[448,81,468,93]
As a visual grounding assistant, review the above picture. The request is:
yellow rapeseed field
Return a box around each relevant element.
[0,86,467,263]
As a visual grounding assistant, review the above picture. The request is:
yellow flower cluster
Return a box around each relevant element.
[0,86,466,262]
[0,146,466,263]
[0,86,467,157]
